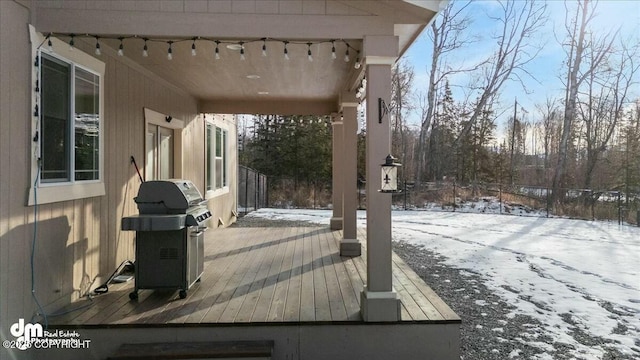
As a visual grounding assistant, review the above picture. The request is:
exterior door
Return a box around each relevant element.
[146,124,174,180]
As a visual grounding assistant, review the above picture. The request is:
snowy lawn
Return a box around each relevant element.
[245,207,640,359]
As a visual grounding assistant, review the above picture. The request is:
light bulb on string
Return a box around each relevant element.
[344,47,350,62]
[142,38,149,57]
[283,41,289,60]
[214,40,220,60]
[262,38,267,57]
[117,37,124,56]
[69,34,75,51]
[354,55,361,69]
[307,43,313,62]
[94,36,101,56]
[331,41,337,60]
[191,39,197,56]
[240,42,245,61]
[167,41,173,60]
[47,35,53,51]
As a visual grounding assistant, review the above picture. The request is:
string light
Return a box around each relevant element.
[117,37,124,56]
[94,36,101,56]
[356,77,367,99]
[40,33,359,64]
[283,41,289,61]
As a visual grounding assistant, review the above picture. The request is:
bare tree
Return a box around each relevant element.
[391,60,415,177]
[551,0,617,202]
[414,1,475,185]
[456,0,547,145]
[578,40,639,188]
[535,97,562,169]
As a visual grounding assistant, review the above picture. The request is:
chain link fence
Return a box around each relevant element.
[238,165,268,216]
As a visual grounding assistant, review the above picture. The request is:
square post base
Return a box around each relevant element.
[330,217,343,230]
[360,287,401,322]
[339,239,361,257]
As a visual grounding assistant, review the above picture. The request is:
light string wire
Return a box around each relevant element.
[41,33,361,63]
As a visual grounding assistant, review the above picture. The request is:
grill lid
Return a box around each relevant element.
[135,180,206,214]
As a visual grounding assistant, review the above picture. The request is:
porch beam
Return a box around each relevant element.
[330,113,344,230]
[340,91,361,256]
[360,35,400,322]
[33,9,394,40]
[199,99,338,116]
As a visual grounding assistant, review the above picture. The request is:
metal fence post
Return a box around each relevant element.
[453,180,456,212]
[245,166,250,214]
[499,183,503,214]
[546,187,550,218]
[618,191,622,225]
[404,180,407,210]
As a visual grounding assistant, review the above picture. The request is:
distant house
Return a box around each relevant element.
[1,1,455,359]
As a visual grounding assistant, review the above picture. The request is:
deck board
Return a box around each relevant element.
[49,225,459,327]
[283,227,303,322]
[328,230,361,320]
[188,227,263,323]
[311,228,331,321]
[299,228,316,322]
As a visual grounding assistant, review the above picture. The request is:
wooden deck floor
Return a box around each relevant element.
[50,226,459,326]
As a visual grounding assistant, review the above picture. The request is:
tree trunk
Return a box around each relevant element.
[552,0,590,204]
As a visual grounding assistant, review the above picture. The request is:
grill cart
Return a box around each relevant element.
[121,180,212,300]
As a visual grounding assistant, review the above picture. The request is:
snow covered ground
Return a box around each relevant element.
[245,206,640,359]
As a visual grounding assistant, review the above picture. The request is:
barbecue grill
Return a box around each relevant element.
[121,179,212,300]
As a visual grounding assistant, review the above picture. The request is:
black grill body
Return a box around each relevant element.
[121,180,211,300]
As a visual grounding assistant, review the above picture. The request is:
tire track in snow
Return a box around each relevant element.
[398,224,640,320]
[398,224,640,357]
[397,222,640,294]
[395,218,640,247]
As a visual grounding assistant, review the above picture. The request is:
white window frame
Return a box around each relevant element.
[28,26,105,205]
[143,108,184,181]
[205,117,230,198]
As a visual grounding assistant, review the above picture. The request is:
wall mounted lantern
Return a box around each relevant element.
[380,154,401,193]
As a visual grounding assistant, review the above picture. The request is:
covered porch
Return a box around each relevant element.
[22,1,461,359]
[46,224,460,359]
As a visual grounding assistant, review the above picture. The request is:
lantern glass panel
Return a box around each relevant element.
[381,165,398,192]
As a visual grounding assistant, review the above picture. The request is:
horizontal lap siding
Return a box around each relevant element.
[1,5,31,358]
[1,5,201,359]
[34,0,370,15]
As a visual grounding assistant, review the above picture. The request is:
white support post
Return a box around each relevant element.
[330,112,344,230]
[340,92,360,256]
[360,35,401,322]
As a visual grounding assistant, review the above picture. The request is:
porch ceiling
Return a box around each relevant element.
[99,37,363,115]
[36,0,440,115]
